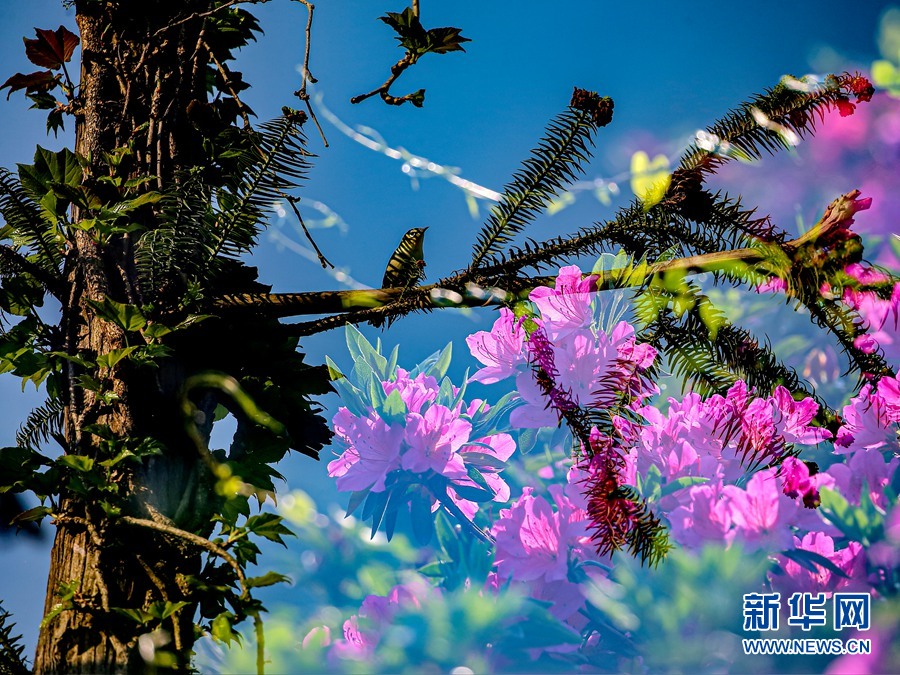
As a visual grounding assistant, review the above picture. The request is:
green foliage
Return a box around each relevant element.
[470,103,603,272]
[380,7,470,57]
[0,600,28,675]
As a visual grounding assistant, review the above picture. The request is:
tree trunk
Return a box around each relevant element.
[35,2,214,671]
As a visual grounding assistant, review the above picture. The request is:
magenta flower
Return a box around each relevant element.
[723,469,797,552]
[529,265,598,340]
[382,368,439,414]
[401,403,471,475]
[467,308,527,384]
[327,409,405,492]
[773,531,866,595]
[668,482,735,549]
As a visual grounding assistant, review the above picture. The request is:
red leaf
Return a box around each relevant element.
[24,26,79,70]
[0,70,58,99]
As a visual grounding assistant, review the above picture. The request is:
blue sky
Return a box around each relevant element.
[0,0,894,656]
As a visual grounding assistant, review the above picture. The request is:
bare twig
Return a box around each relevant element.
[350,53,420,106]
[203,39,253,128]
[279,191,333,268]
[120,516,249,599]
[291,0,328,146]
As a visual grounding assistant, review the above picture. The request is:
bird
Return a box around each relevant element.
[372,227,428,327]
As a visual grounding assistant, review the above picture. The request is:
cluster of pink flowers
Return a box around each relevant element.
[490,478,599,625]
[326,368,515,519]
[841,263,900,366]
[468,262,900,608]
[467,266,658,429]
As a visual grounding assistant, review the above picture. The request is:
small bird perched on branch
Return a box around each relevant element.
[372,227,428,327]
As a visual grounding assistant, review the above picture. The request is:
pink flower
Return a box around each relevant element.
[492,486,588,583]
[301,625,331,649]
[843,280,900,367]
[773,532,866,595]
[827,448,898,509]
[770,386,832,445]
[382,368,439,414]
[401,404,471,475]
[529,265,597,340]
[327,409,405,493]
[835,384,899,455]
[724,469,797,552]
[467,308,527,384]
[668,482,735,548]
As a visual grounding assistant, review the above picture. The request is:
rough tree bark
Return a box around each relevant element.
[36,2,216,671]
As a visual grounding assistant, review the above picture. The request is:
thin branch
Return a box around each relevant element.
[350,53,419,106]
[120,516,249,599]
[279,192,333,268]
[152,0,252,38]
[136,555,185,653]
[290,0,328,145]
[211,190,869,337]
[203,39,252,128]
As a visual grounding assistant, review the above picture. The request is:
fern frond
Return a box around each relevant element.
[470,90,613,271]
[207,109,310,263]
[634,283,836,427]
[0,169,62,273]
[16,397,65,451]
[135,170,216,299]
[680,73,865,178]
[0,600,28,675]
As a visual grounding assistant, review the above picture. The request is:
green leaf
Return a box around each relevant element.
[424,26,470,54]
[660,476,709,498]
[210,612,240,647]
[96,346,139,369]
[12,505,51,525]
[111,191,163,213]
[87,297,147,332]
[410,490,435,546]
[245,571,291,589]
[781,548,850,579]
[245,512,294,546]
[57,455,94,472]
[113,607,155,624]
[435,509,460,562]
[18,146,82,205]
[379,388,407,426]
[345,489,370,518]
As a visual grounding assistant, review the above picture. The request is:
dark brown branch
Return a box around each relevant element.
[203,39,252,128]
[279,191,333,268]
[350,53,420,106]
[211,190,866,337]
[119,516,249,599]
